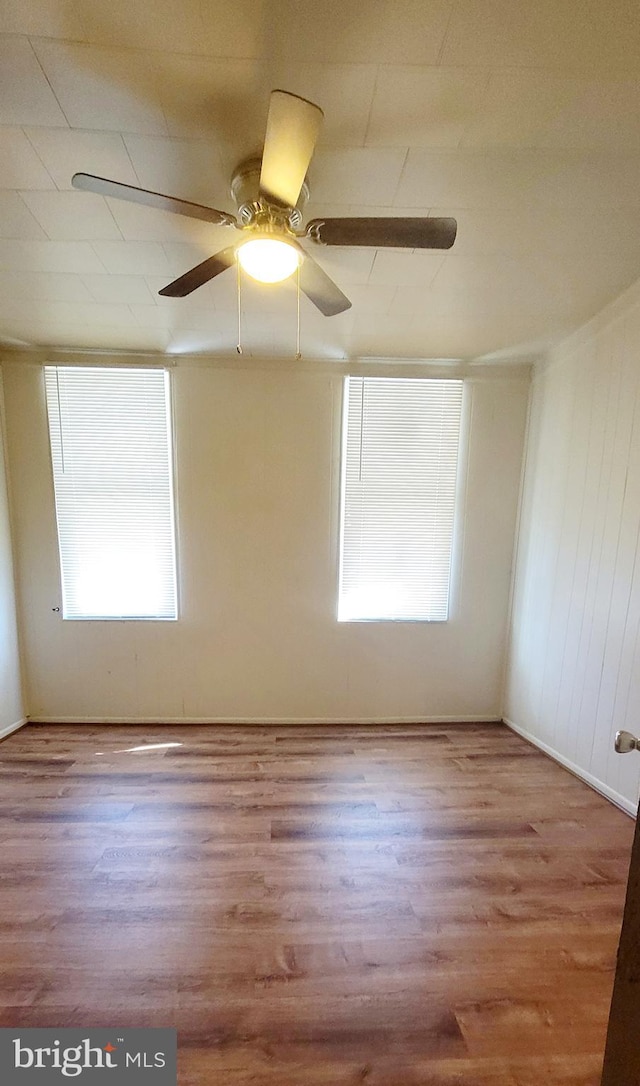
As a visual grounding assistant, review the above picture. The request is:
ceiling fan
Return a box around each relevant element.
[72,90,457,317]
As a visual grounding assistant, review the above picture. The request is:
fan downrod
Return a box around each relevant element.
[230,156,310,229]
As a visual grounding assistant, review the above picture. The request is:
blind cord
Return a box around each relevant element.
[358,379,365,482]
[55,367,66,474]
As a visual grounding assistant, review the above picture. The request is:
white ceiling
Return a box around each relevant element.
[3,0,640,361]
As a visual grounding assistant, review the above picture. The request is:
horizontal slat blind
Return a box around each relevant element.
[45,366,177,620]
[339,376,463,621]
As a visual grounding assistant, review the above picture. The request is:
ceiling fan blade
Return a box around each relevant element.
[290,242,351,316]
[305,216,457,249]
[259,90,324,209]
[72,173,237,228]
[158,246,237,297]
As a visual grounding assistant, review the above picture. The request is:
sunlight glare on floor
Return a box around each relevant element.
[94,742,183,756]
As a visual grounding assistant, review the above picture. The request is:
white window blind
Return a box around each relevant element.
[45,366,178,620]
[338,376,463,622]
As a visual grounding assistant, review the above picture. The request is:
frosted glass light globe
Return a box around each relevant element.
[237,238,300,283]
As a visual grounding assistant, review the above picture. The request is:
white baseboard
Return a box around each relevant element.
[504,716,637,817]
[27,714,502,726]
[0,717,27,741]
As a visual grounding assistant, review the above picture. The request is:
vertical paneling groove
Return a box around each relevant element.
[505,295,640,811]
[554,343,600,766]
[548,352,594,757]
[572,328,621,779]
[564,340,610,772]
[537,360,583,749]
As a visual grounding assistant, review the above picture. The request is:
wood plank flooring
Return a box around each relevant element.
[0,722,634,1085]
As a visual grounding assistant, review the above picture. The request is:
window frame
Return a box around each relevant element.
[337,374,465,624]
[44,364,179,622]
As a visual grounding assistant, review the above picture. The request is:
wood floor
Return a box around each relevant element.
[0,722,634,1085]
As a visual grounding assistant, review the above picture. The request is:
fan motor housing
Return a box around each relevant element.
[230,156,309,228]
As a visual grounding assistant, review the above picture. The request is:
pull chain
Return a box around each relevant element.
[236,257,243,355]
[295,262,301,360]
[237,258,302,358]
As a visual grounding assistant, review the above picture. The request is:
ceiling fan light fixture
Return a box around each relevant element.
[237,236,300,283]
[72,92,455,315]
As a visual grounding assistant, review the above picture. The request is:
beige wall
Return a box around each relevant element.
[505,277,640,813]
[0,370,24,735]
[2,356,528,724]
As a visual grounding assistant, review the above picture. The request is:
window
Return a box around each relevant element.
[338,376,463,622]
[45,366,178,620]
